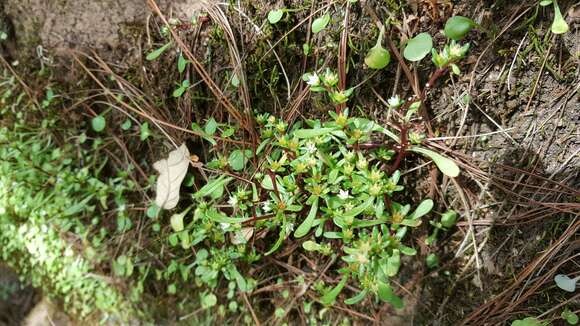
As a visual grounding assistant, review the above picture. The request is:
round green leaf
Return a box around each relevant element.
[365,27,390,69]
[312,14,330,33]
[91,115,106,132]
[201,293,217,308]
[441,210,458,228]
[120,119,132,130]
[562,309,579,325]
[365,45,391,69]
[426,253,439,268]
[268,9,284,24]
[444,16,475,40]
[228,149,250,171]
[403,32,433,62]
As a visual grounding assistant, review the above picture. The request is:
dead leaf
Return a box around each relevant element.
[153,143,190,209]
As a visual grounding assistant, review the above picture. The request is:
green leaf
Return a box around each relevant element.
[441,210,458,228]
[178,52,188,73]
[400,219,422,227]
[426,253,439,268]
[403,32,433,62]
[294,198,319,238]
[91,115,106,132]
[261,175,274,190]
[444,16,475,40]
[562,308,578,325]
[63,195,95,216]
[193,176,233,199]
[173,80,190,97]
[365,26,390,69]
[539,0,552,6]
[312,14,330,33]
[302,240,321,251]
[120,119,132,130]
[409,146,460,177]
[377,281,403,309]
[231,74,240,88]
[385,250,400,277]
[205,209,248,224]
[408,199,434,220]
[170,210,187,232]
[228,149,251,171]
[201,293,217,309]
[551,1,569,34]
[205,118,218,135]
[450,63,461,75]
[293,127,336,138]
[268,9,284,24]
[140,122,151,141]
[511,317,546,326]
[321,275,348,306]
[266,226,286,255]
[344,289,368,305]
[146,42,172,61]
[343,197,374,218]
[400,246,417,256]
[146,204,160,218]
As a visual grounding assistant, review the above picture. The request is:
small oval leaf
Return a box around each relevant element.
[444,16,475,40]
[312,14,330,33]
[91,115,106,132]
[268,9,284,24]
[403,32,433,62]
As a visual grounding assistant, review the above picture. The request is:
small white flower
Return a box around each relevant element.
[262,201,272,212]
[306,73,320,86]
[387,95,403,108]
[304,142,317,154]
[220,222,230,231]
[338,189,350,200]
[228,196,238,206]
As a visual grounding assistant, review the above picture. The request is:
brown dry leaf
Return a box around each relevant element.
[153,143,190,209]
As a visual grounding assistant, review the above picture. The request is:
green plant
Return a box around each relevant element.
[365,26,391,69]
[540,0,569,34]
[444,16,476,40]
[562,308,579,325]
[312,14,331,33]
[268,8,285,24]
[511,317,549,326]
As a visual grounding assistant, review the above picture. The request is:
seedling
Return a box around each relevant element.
[540,0,569,34]
[365,26,391,69]
[444,16,476,40]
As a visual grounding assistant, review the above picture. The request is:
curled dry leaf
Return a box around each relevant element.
[153,143,190,209]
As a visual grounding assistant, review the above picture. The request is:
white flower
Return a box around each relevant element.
[387,95,403,108]
[304,142,317,154]
[220,222,230,231]
[338,189,350,200]
[228,196,238,206]
[262,201,272,212]
[306,73,320,86]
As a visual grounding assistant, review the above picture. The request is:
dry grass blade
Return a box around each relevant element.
[146,0,257,141]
